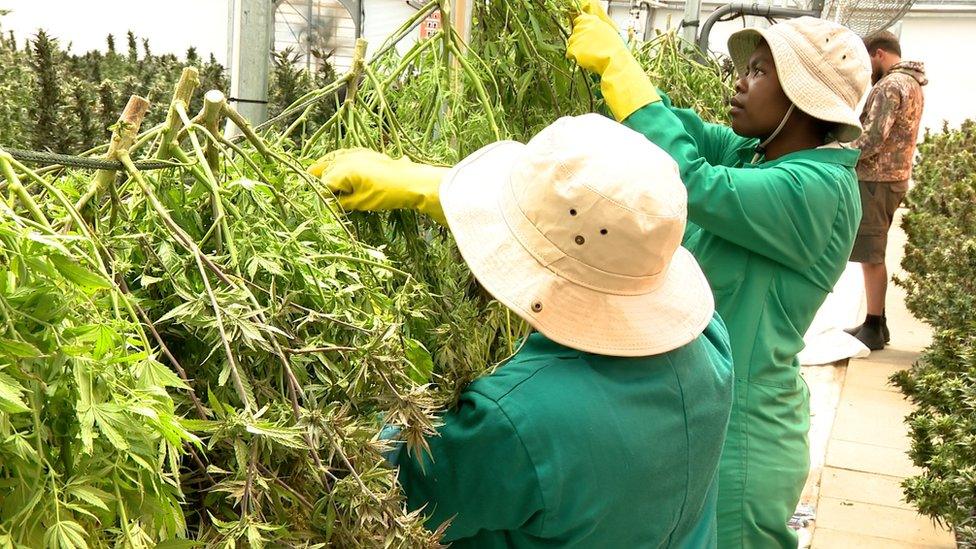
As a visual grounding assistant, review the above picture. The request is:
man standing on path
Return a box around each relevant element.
[847,31,927,350]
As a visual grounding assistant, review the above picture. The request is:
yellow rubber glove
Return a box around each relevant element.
[308,148,450,226]
[567,13,660,122]
[574,0,618,30]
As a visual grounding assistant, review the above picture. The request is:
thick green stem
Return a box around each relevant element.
[342,39,369,116]
[175,102,238,266]
[119,151,254,412]
[222,105,270,158]
[69,95,151,231]
[156,68,201,160]
[200,90,226,173]
[114,480,135,548]
[440,0,455,85]
[448,40,501,139]
[0,152,52,230]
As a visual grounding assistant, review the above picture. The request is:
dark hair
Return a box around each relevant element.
[863,31,901,57]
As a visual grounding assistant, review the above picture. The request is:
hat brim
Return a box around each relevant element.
[728,28,863,142]
[440,141,715,357]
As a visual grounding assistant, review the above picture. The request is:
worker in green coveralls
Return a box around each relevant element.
[311,114,734,546]
[310,5,871,547]
[565,4,872,547]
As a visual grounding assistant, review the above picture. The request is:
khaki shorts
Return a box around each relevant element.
[850,180,908,264]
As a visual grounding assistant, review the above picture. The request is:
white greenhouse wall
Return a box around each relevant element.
[897,11,976,133]
[363,0,418,58]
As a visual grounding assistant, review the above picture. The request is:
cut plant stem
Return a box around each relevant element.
[156,67,201,160]
[68,95,151,231]
[344,38,369,108]
[201,90,227,172]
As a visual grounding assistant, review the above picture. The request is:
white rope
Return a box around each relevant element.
[752,103,797,164]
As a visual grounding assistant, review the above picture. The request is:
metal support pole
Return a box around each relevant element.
[682,0,702,44]
[226,0,273,134]
[454,0,474,48]
[306,0,313,71]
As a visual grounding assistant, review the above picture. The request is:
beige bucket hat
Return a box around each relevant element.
[439,114,714,357]
[727,16,872,142]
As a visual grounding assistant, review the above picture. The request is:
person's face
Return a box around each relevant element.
[869,49,885,84]
[730,42,793,139]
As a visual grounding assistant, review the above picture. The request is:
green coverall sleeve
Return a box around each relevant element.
[655,91,752,167]
[624,102,842,271]
[396,390,545,541]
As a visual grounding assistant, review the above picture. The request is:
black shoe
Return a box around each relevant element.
[852,323,886,351]
[845,317,890,344]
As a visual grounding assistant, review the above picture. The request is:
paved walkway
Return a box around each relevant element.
[809,210,955,548]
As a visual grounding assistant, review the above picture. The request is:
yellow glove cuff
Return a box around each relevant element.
[408,163,449,226]
[601,54,662,122]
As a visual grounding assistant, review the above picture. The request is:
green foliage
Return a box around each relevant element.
[0,22,33,149]
[0,25,329,156]
[892,120,976,544]
[27,30,70,153]
[0,1,734,546]
[269,48,339,146]
[0,192,196,547]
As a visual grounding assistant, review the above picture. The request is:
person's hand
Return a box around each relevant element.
[308,148,449,225]
[567,13,661,121]
[567,13,628,77]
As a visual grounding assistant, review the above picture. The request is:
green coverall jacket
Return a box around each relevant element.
[624,95,862,548]
[397,314,734,548]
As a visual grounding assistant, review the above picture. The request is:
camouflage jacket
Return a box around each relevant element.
[853,61,927,183]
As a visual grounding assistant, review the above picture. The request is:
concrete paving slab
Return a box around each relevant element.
[816,497,954,547]
[820,467,912,510]
[830,385,913,449]
[825,439,920,478]
[844,357,912,393]
[813,527,954,548]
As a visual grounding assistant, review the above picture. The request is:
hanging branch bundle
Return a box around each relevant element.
[0,1,732,546]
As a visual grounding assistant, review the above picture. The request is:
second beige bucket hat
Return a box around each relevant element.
[439,114,714,357]
[728,16,872,143]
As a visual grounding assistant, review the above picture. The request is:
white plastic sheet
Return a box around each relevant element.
[800,262,871,366]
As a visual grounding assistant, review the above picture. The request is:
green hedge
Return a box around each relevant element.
[893,120,976,545]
